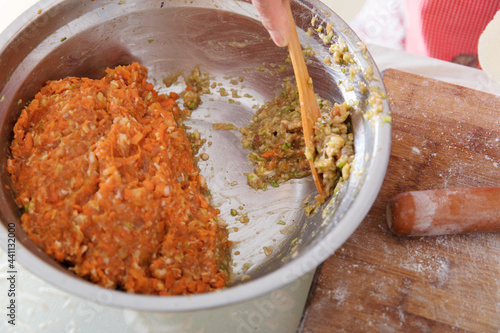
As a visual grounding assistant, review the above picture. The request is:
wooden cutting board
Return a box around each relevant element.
[300,69,500,332]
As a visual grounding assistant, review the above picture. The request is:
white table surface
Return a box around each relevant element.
[1,1,499,333]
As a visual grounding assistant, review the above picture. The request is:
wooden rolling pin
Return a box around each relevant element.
[387,187,500,236]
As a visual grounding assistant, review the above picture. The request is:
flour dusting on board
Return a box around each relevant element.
[329,285,349,306]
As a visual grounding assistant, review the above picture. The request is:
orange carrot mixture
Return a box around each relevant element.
[7,62,230,295]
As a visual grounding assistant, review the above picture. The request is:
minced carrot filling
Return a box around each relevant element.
[7,62,230,295]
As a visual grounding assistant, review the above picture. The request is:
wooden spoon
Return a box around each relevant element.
[284,0,324,195]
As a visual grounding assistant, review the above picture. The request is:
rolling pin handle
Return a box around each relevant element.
[387,187,500,236]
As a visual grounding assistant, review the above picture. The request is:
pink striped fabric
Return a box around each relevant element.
[405,0,500,66]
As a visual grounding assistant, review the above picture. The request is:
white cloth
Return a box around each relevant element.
[350,0,406,51]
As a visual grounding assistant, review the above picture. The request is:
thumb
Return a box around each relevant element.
[252,0,291,47]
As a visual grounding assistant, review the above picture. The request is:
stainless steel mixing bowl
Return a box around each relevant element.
[0,0,391,311]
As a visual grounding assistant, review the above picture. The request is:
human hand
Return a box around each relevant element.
[248,0,291,47]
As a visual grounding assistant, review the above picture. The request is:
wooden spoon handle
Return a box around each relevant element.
[284,0,323,195]
[387,187,500,236]
[284,1,321,122]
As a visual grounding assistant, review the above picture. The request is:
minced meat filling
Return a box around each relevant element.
[241,79,311,189]
[7,62,230,295]
[241,78,354,213]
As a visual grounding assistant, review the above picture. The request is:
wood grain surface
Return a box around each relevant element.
[300,69,500,332]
